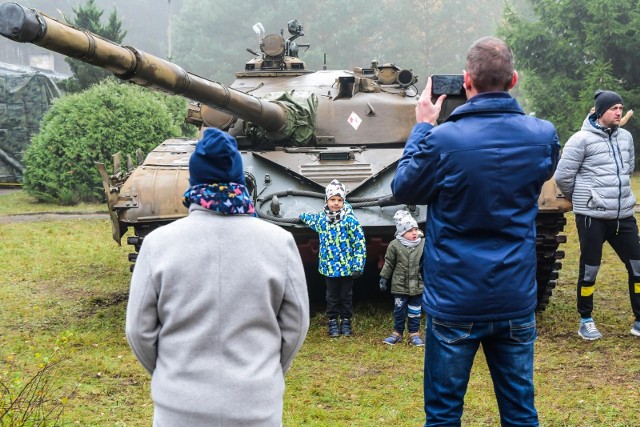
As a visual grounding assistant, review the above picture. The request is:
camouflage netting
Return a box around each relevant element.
[0,63,62,183]
[246,90,318,147]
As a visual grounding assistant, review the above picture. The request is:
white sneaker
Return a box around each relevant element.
[631,321,640,337]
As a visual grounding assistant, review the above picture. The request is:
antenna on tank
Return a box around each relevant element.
[167,0,172,61]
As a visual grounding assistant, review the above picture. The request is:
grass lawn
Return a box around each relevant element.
[1,185,640,426]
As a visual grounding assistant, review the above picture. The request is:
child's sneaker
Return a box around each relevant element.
[409,333,425,347]
[578,320,602,340]
[340,318,352,336]
[383,332,402,345]
[631,321,640,337]
[328,319,339,338]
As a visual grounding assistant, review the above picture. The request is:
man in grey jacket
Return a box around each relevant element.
[126,127,310,426]
[555,90,640,340]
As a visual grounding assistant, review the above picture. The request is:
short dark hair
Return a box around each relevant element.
[465,36,514,93]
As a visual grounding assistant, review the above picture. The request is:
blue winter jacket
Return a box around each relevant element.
[299,202,366,277]
[392,92,560,321]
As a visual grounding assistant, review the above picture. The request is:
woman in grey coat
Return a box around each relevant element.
[554,89,640,340]
[126,127,310,426]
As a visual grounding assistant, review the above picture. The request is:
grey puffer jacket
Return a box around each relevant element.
[380,238,425,296]
[554,114,636,219]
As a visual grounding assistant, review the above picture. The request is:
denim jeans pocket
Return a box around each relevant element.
[509,313,537,343]
[432,318,472,343]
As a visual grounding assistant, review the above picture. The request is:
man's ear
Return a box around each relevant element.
[463,71,472,92]
[507,71,518,90]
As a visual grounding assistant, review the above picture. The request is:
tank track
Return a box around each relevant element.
[125,214,568,312]
[535,212,567,312]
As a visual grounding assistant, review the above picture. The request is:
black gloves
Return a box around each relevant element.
[379,277,388,291]
[352,271,363,279]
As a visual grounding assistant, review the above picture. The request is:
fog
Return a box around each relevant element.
[0,0,530,85]
[0,0,177,73]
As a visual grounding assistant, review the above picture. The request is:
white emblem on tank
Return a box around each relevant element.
[348,111,362,130]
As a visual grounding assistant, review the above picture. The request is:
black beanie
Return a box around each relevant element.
[594,90,623,117]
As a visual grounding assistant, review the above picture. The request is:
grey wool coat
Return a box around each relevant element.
[380,238,425,296]
[555,115,636,219]
[126,205,310,427]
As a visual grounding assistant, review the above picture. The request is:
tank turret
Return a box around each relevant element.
[0,2,571,310]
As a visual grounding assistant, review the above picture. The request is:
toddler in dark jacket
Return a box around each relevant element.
[379,210,425,346]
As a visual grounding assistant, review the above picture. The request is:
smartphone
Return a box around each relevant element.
[431,74,465,96]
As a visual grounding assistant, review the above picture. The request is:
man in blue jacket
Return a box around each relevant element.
[392,37,559,426]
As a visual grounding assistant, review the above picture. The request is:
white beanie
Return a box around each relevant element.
[394,210,418,236]
[325,179,346,201]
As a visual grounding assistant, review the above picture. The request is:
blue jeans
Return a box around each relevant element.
[392,294,422,334]
[424,312,538,427]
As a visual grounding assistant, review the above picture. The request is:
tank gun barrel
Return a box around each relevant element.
[0,2,288,133]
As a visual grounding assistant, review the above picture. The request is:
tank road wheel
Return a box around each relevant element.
[126,236,143,273]
[126,224,166,272]
[535,213,567,312]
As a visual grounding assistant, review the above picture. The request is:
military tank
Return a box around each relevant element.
[0,2,571,310]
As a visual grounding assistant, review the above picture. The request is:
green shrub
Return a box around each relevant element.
[22,78,194,204]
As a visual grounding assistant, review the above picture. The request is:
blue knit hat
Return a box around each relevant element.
[189,128,245,186]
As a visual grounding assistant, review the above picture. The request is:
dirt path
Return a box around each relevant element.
[0,188,110,223]
[0,187,19,196]
[0,212,109,223]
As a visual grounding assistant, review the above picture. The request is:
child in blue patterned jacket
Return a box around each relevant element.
[299,179,366,337]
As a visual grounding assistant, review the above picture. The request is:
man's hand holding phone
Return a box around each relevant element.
[416,77,446,126]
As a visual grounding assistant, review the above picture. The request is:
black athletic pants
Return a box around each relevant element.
[575,214,640,321]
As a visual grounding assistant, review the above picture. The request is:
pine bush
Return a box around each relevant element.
[23,79,193,204]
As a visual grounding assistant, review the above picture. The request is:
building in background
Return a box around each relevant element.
[0,33,71,75]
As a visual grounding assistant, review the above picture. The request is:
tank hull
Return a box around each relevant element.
[104,137,424,271]
[106,137,569,311]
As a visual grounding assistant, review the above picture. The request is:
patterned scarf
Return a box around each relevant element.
[183,183,256,216]
[324,204,346,224]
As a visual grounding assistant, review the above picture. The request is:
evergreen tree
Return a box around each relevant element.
[499,0,640,143]
[57,0,128,93]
